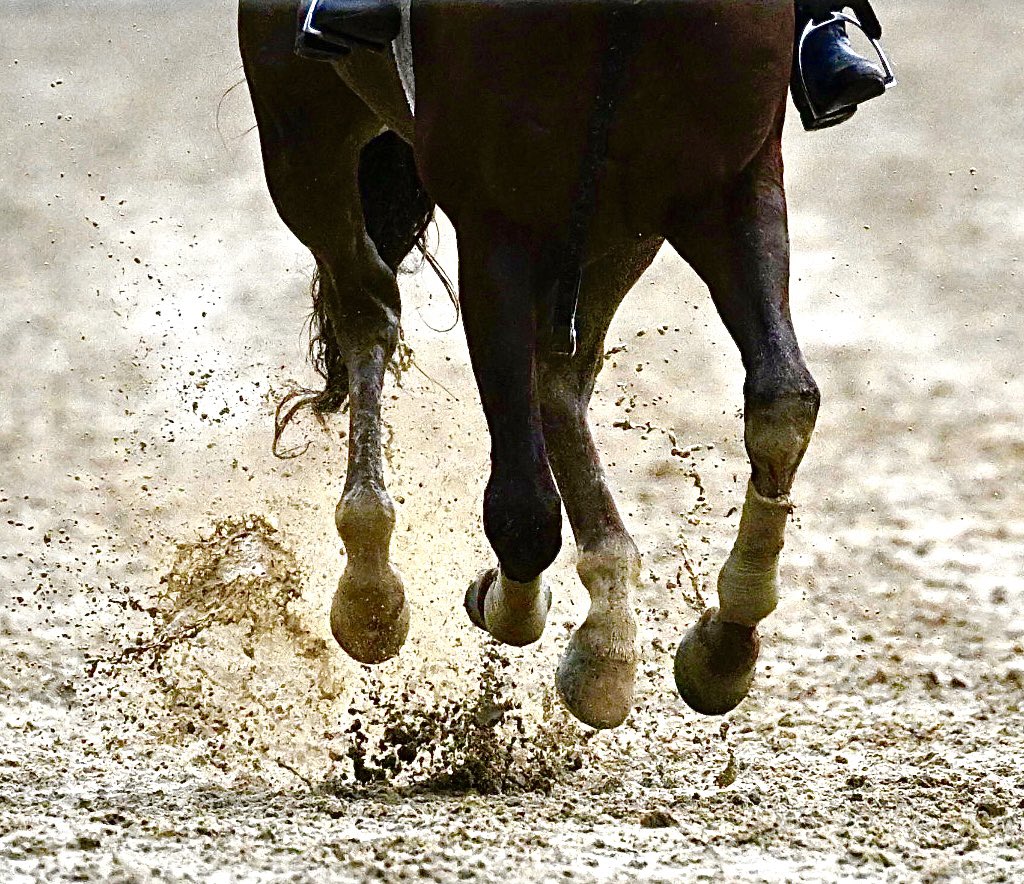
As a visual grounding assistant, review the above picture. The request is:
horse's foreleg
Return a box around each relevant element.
[456,214,563,648]
[539,240,662,729]
[668,137,819,715]
[241,8,408,663]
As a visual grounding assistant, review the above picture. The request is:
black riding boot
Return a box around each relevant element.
[792,4,888,130]
[295,0,401,60]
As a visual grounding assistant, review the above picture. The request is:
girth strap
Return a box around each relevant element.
[550,6,642,357]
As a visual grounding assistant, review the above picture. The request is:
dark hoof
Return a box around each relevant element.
[556,625,638,730]
[464,568,497,633]
[464,568,550,647]
[330,565,410,664]
[674,608,759,716]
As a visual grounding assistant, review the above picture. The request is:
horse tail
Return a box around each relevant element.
[358,130,457,315]
[305,130,454,401]
[275,131,454,458]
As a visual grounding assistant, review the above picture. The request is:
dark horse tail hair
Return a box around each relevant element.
[274,131,456,457]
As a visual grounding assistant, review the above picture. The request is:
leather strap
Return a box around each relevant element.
[550,7,642,356]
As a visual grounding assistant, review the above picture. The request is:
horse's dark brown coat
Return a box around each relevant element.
[238,0,820,726]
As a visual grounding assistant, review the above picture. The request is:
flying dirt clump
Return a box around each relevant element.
[84,514,343,779]
[87,515,589,792]
[332,645,590,796]
[158,513,307,642]
[90,514,315,670]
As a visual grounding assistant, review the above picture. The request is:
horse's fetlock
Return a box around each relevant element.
[483,473,562,583]
[747,382,819,430]
[744,382,819,498]
[335,485,395,553]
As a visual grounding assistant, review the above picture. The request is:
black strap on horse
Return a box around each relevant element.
[549,5,642,357]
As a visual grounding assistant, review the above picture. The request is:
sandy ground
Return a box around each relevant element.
[1,1,1023,881]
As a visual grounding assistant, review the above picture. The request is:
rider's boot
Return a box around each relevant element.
[792,5,888,131]
[295,0,401,61]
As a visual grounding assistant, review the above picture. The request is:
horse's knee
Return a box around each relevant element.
[744,366,820,498]
[483,472,562,583]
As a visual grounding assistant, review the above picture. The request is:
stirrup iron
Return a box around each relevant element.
[796,11,896,130]
[296,0,400,60]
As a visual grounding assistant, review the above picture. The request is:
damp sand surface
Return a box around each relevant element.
[2,2,1023,881]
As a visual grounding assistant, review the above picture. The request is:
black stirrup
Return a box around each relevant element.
[295,0,401,60]
[792,1,895,131]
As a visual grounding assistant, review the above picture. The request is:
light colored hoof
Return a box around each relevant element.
[556,622,638,730]
[464,568,550,647]
[330,565,410,664]
[674,608,759,716]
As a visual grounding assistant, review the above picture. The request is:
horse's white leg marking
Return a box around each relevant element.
[716,481,791,627]
[481,570,551,647]
[556,535,641,730]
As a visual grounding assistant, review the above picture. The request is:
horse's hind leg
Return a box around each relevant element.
[667,135,820,714]
[538,240,663,729]
[241,1,414,663]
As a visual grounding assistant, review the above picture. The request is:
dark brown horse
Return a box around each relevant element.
[238,0,819,729]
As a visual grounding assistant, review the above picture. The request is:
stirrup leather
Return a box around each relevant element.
[795,11,896,130]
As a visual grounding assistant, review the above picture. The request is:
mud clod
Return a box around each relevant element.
[639,810,678,829]
[334,646,587,795]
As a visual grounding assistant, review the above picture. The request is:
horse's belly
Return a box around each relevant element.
[412,0,792,233]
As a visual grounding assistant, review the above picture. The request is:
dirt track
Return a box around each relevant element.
[2,2,1023,881]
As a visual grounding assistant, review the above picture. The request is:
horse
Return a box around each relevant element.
[237,0,820,729]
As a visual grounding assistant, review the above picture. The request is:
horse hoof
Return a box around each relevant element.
[673,608,759,716]
[464,568,550,647]
[330,565,410,664]
[556,624,638,730]
[463,568,494,631]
